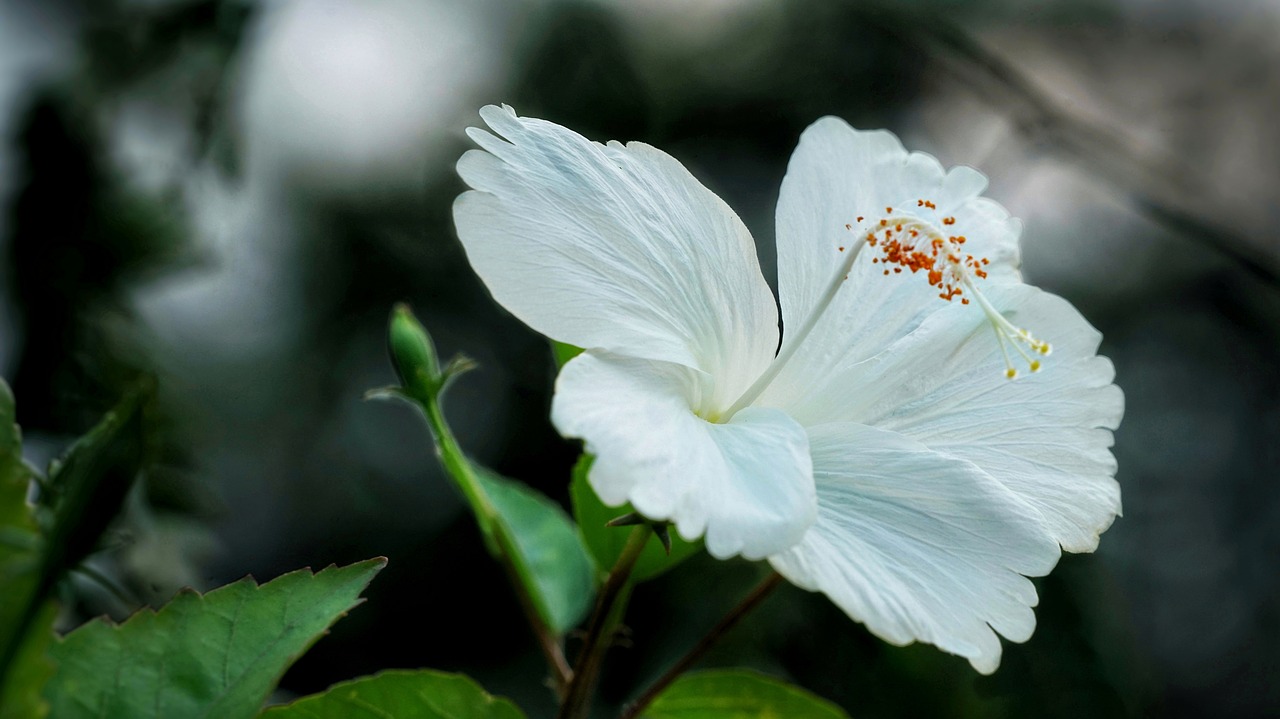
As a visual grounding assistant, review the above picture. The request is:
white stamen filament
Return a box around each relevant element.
[721,205,1049,419]
[721,233,869,418]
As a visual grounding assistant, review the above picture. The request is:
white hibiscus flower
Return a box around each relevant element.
[453,105,1122,673]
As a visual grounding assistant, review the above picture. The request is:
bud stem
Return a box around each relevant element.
[389,305,573,693]
[417,395,575,693]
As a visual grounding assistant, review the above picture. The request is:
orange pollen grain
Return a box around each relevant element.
[867,214,992,305]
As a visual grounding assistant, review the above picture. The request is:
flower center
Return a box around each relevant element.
[722,199,1050,418]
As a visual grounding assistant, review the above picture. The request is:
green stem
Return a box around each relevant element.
[421,399,497,523]
[620,572,784,719]
[418,393,574,693]
[558,526,650,719]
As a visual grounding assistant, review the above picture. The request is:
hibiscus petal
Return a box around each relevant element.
[454,105,779,406]
[770,117,1022,381]
[552,351,815,560]
[769,423,1060,674]
[773,283,1122,553]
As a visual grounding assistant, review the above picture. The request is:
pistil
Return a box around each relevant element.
[723,200,1049,419]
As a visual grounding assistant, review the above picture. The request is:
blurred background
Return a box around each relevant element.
[1,0,1278,716]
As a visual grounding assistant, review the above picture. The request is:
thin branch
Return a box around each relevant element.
[557,526,650,719]
[620,572,785,719]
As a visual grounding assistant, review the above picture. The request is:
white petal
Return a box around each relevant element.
[769,423,1060,674]
[768,118,1022,396]
[454,105,779,407]
[552,351,815,560]
[772,283,1122,553]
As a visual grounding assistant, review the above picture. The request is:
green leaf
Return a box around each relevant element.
[570,456,701,582]
[476,469,596,635]
[0,602,56,719]
[0,378,40,627]
[45,558,387,719]
[41,381,150,585]
[640,670,849,719]
[259,669,526,719]
[550,341,583,369]
[0,379,47,708]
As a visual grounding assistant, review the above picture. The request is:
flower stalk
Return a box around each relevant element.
[557,525,650,719]
[620,572,784,719]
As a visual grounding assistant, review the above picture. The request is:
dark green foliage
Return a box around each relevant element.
[0,603,55,719]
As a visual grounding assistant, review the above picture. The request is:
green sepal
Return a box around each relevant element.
[550,341,583,369]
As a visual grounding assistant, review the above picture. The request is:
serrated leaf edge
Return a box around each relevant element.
[52,558,389,641]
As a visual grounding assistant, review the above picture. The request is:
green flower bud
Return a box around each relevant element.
[388,303,441,399]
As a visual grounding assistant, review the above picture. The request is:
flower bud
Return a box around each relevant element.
[388,303,441,398]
